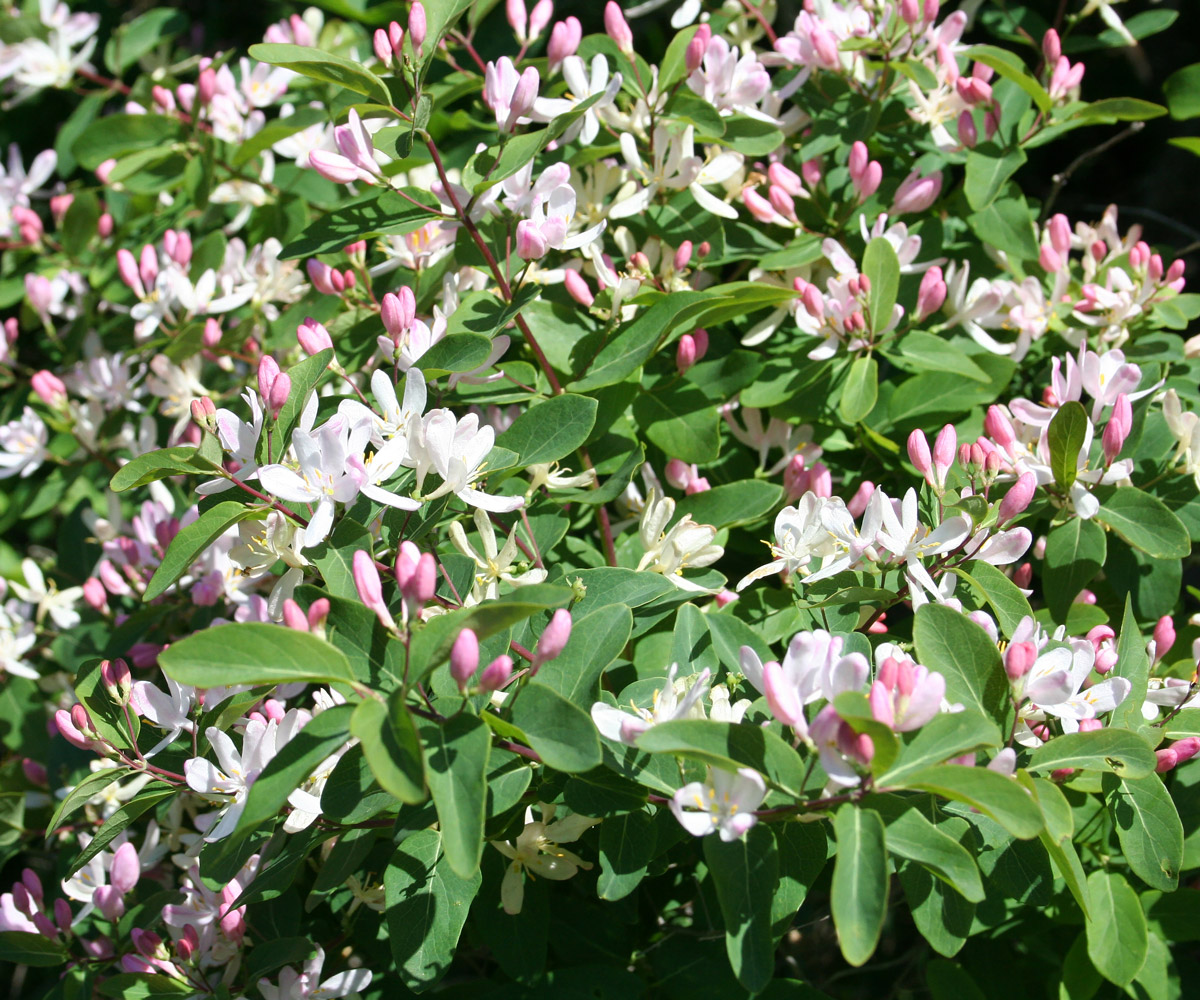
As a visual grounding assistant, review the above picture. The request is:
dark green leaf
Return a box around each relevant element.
[511,683,602,773]
[145,502,261,601]
[159,623,357,687]
[704,824,779,993]
[831,805,888,967]
[421,714,490,879]
[497,393,599,467]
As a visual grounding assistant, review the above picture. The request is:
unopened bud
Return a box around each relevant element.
[686,24,711,73]
[676,334,697,375]
[998,472,1036,524]
[532,609,571,673]
[1153,615,1176,663]
[604,1,633,53]
[31,370,67,408]
[101,658,132,703]
[1005,641,1036,681]
[297,318,334,356]
[563,268,594,307]
[409,1,427,53]
[450,629,480,690]
[353,550,395,630]
[479,654,513,691]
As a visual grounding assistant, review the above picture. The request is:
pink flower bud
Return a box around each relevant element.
[1095,648,1118,674]
[810,25,839,68]
[674,240,693,271]
[267,373,290,418]
[1012,562,1032,588]
[767,162,802,197]
[282,599,308,631]
[507,66,540,130]
[714,590,738,608]
[101,658,132,702]
[529,0,553,40]
[116,248,144,297]
[891,169,943,215]
[563,268,594,306]
[309,149,362,186]
[1048,213,1071,255]
[665,459,693,490]
[907,429,932,475]
[1005,641,1037,681]
[1042,29,1061,65]
[97,212,114,238]
[1075,718,1102,733]
[131,929,161,958]
[516,219,549,261]
[533,609,571,672]
[1039,244,1062,273]
[847,480,875,517]
[801,157,822,188]
[49,193,73,223]
[201,317,222,349]
[1173,737,1200,764]
[450,628,480,690]
[353,550,395,629]
[82,577,108,612]
[138,244,157,289]
[96,158,118,184]
[604,1,633,53]
[389,21,404,51]
[297,318,334,355]
[1156,748,1179,774]
[479,654,514,691]
[915,265,946,320]
[899,0,920,25]
[848,141,868,183]
[686,24,712,73]
[110,842,140,894]
[685,476,710,495]
[94,885,124,921]
[401,553,438,611]
[676,334,697,374]
[1102,393,1131,464]
[31,370,67,407]
[768,185,797,223]
[998,472,1036,524]
[409,2,427,53]
[955,77,992,105]
[197,67,217,106]
[1153,615,1176,663]
[374,28,393,64]
[957,109,978,148]
[507,0,527,39]
[691,328,709,359]
[307,259,338,295]
[308,598,330,631]
[55,709,91,750]
[257,356,281,403]
[547,17,581,73]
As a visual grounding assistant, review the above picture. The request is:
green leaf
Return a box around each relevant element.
[1070,97,1167,124]
[1047,400,1089,491]
[569,290,712,391]
[709,115,784,156]
[632,388,720,464]
[964,144,1027,211]
[238,704,355,832]
[893,331,991,383]
[416,333,493,375]
[897,764,1043,839]
[598,810,656,901]
[96,973,196,998]
[899,862,974,958]
[839,356,878,424]
[1165,63,1200,120]
[144,502,261,601]
[536,603,632,707]
[72,113,183,170]
[1106,773,1184,892]
[68,787,176,876]
[1110,596,1150,731]
[109,446,212,492]
[912,604,1008,723]
[635,719,807,796]
[832,691,900,776]
[1042,517,1107,623]
[1097,486,1191,558]
[871,797,984,902]
[956,560,1033,637]
[967,195,1038,260]
[705,825,779,993]
[965,45,1052,112]
[673,481,783,531]
[831,805,889,967]
[1028,728,1156,778]
[47,769,131,837]
[0,931,70,967]
[511,683,602,773]
[351,694,427,804]
[104,9,188,74]
[878,710,1001,786]
[442,286,539,340]
[420,714,490,879]
[279,190,441,258]
[248,42,391,104]
[497,393,598,467]
[1086,870,1148,986]
[159,622,357,687]
[385,829,482,992]
[863,237,900,335]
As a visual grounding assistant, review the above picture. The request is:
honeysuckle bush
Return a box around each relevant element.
[3,0,1200,997]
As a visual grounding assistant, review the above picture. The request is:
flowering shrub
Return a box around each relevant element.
[3,0,1200,996]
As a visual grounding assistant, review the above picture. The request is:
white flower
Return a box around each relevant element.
[184,720,282,842]
[609,124,741,221]
[874,489,971,606]
[635,488,723,592]
[0,407,49,480]
[10,557,83,629]
[531,55,623,146]
[449,507,546,602]
[259,945,373,1000]
[258,415,372,546]
[670,766,766,841]
[410,409,524,513]
[131,675,198,757]
[591,664,711,744]
[737,494,840,590]
[0,618,37,679]
[197,389,264,495]
[1015,639,1132,746]
[490,804,599,915]
[339,367,427,448]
